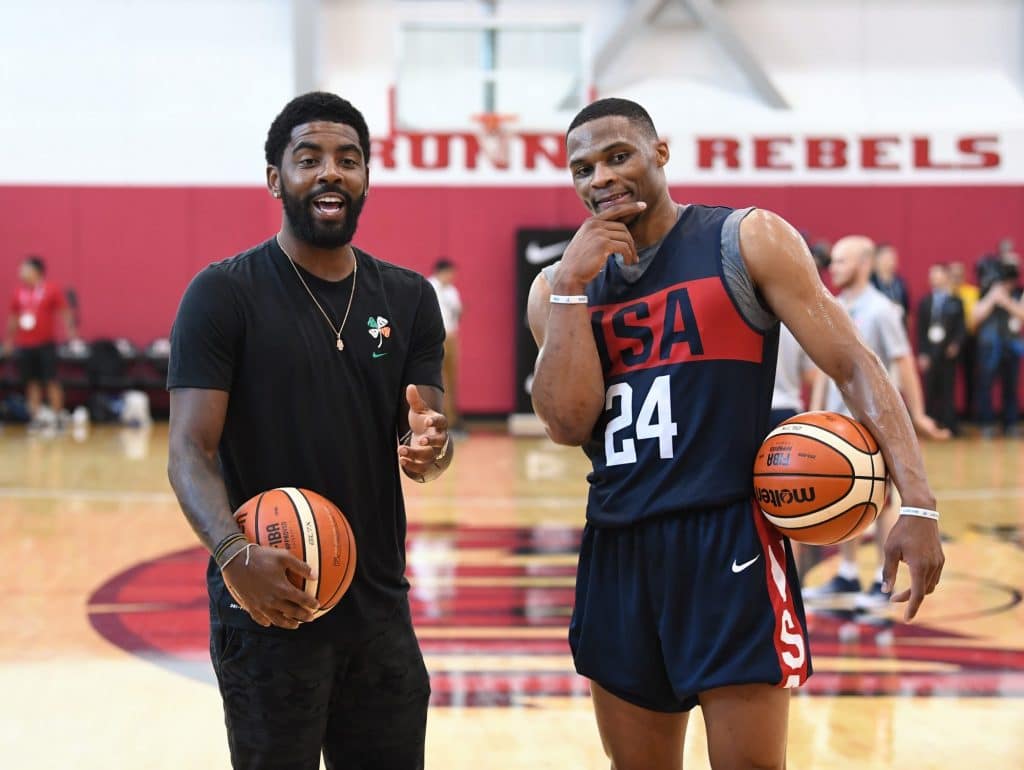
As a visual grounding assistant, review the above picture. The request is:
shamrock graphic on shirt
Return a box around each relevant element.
[367,316,391,349]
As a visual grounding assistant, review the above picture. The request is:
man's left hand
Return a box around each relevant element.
[882,514,945,621]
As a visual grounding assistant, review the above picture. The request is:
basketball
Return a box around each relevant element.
[234,487,356,618]
[753,412,888,545]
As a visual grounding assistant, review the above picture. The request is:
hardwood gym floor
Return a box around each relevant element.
[1,424,1021,768]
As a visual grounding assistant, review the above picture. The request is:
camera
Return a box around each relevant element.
[977,254,1019,296]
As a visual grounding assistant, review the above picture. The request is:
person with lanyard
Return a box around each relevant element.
[949,260,980,422]
[3,255,78,430]
[871,243,911,325]
[916,264,967,436]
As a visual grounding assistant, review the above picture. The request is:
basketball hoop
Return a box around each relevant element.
[471,112,518,168]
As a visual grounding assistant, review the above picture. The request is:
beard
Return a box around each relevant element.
[281,185,366,249]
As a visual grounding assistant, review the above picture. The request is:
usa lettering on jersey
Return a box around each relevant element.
[591,277,764,376]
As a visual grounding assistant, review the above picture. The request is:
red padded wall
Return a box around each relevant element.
[2,184,1022,413]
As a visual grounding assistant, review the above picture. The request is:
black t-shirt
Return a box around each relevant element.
[168,238,444,638]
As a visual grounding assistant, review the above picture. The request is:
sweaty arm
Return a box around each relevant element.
[528,201,645,445]
[742,210,943,618]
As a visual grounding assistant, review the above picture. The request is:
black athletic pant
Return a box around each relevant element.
[210,611,430,770]
[924,354,958,433]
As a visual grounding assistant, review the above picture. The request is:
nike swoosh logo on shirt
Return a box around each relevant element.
[372,352,389,359]
[731,555,761,573]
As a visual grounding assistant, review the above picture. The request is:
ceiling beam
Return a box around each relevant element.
[680,0,788,108]
[592,0,673,84]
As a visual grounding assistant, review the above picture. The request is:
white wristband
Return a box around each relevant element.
[900,506,939,521]
[549,294,589,305]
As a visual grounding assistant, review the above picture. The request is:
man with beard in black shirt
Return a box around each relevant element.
[167,92,451,770]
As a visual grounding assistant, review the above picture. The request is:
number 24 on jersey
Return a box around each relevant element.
[604,375,678,466]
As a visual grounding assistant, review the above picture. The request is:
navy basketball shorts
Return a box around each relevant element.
[569,499,811,712]
[210,609,430,770]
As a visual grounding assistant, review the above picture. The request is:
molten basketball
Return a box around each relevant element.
[753,411,888,545]
[235,487,356,618]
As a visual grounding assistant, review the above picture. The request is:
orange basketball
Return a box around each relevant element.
[753,411,888,545]
[234,487,356,618]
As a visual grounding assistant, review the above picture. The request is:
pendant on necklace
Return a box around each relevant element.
[337,338,345,351]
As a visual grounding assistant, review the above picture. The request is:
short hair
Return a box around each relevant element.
[566,98,658,141]
[24,255,45,275]
[434,258,455,273]
[875,243,894,254]
[265,92,371,168]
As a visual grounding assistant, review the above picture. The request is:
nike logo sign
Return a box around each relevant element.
[372,352,389,359]
[525,239,571,265]
[731,555,760,573]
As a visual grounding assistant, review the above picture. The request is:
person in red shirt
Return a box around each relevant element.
[3,256,77,427]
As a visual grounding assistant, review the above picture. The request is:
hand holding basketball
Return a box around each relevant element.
[221,546,320,629]
[557,201,647,287]
[882,514,945,622]
[399,384,449,477]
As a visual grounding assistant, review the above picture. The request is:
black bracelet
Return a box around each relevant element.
[213,532,247,563]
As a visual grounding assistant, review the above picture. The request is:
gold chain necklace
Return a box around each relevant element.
[277,237,358,351]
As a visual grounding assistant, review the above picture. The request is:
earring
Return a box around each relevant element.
[273,190,281,198]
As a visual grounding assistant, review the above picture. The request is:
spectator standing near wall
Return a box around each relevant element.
[428,258,464,436]
[949,261,980,422]
[973,254,1024,438]
[2,256,78,430]
[871,243,911,326]
[916,264,966,436]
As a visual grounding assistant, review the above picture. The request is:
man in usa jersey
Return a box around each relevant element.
[527,98,944,770]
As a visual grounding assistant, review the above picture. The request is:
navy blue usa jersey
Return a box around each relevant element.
[582,205,779,526]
